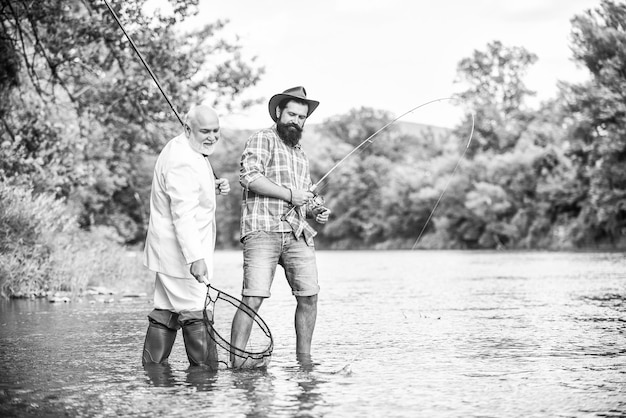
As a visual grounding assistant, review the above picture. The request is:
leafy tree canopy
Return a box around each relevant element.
[561,0,626,246]
[0,0,264,243]
[455,40,538,155]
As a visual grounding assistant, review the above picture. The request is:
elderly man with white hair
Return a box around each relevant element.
[142,105,230,368]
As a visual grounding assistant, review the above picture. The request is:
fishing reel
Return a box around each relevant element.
[282,188,328,221]
[308,193,329,216]
[310,193,324,207]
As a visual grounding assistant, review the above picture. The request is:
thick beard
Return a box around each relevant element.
[276,122,303,147]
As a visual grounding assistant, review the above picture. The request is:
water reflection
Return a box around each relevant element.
[185,366,218,391]
[293,354,324,417]
[296,352,317,372]
[231,368,274,417]
[143,364,176,387]
[143,364,218,391]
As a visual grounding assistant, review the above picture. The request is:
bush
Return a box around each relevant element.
[0,182,73,297]
[0,182,151,298]
[47,226,153,298]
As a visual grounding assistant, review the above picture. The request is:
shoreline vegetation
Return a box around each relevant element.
[0,183,153,300]
[0,181,622,300]
[1,1,625,299]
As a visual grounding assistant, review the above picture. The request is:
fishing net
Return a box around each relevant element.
[202,285,273,369]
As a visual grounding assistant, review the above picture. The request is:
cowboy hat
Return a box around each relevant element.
[268,86,320,122]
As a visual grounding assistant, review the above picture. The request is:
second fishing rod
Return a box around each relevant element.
[282,97,470,222]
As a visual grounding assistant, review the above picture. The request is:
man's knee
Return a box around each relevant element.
[296,294,317,306]
[241,296,264,312]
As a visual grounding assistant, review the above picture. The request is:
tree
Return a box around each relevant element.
[312,107,457,249]
[455,40,538,155]
[561,0,626,247]
[0,0,263,243]
[437,41,542,248]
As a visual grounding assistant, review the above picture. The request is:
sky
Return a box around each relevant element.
[147,0,601,129]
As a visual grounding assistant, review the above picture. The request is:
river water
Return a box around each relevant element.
[1,250,625,417]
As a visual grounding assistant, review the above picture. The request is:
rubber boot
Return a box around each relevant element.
[182,319,218,369]
[142,320,177,365]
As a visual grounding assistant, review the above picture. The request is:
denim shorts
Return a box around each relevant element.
[242,231,319,298]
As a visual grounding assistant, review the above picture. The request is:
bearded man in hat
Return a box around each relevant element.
[142,104,230,368]
[230,86,331,367]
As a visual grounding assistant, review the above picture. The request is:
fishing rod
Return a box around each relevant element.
[310,97,455,194]
[103,0,184,125]
[103,0,220,179]
[284,97,474,249]
[283,98,456,221]
[286,98,472,221]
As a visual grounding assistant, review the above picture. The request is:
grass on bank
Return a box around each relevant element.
[0,182,152,299]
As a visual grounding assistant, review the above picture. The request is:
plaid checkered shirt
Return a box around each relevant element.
[240,126,317,245]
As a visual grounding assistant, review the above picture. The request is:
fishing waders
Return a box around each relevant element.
[182,317,218,369]
[142,310,179,365]
[142,309,218,369]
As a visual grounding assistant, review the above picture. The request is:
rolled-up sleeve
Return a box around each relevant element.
[240,131,271,188]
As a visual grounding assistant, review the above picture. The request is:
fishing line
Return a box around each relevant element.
[286,97,473,229]
[283,98,458,219]
[410,112,474,250]
[311,97,456,195]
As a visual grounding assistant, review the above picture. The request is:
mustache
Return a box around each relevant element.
[284,123,302,132]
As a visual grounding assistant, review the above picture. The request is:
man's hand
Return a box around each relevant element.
[312,206,331,224]
[190,259,209,284]
[290,188,314,206]
[215,178,230,195]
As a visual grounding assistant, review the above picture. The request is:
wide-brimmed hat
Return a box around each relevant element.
[268,86,320,122]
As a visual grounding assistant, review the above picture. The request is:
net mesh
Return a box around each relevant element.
[202,285,273,369]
